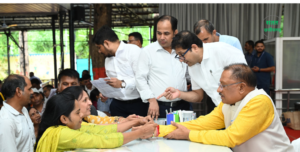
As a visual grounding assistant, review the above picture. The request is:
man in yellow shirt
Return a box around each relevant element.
[153,64,294,152]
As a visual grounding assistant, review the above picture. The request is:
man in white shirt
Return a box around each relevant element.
[157,30,247,109]
[194,19,243,51]
[0,74,35,152]
[135,15,190,120]
[82,74,95,96]
[92,25,148,118]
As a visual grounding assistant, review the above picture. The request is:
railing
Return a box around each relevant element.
[275,89,300,111]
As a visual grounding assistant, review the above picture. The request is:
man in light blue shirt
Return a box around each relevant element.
[193,19,243,51]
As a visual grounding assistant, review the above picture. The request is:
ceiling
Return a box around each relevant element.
[0,3,159,31]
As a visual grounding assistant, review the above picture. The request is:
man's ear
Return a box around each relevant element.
[15,87,23,97]
[213,30,217,35]
[239,83,246,94]
[103,40,110,49]
[60,115,69,125]
[191,44,198,52]
[174,29,178,35]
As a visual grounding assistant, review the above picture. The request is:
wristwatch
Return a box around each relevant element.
[121,80,126,88]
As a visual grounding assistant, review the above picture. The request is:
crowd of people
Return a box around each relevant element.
[0,15,295,152]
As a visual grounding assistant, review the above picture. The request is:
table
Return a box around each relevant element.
[73,138,232,152]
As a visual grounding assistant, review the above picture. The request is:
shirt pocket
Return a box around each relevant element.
[209,68,223,84]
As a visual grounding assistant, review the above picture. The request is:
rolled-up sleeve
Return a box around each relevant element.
[135,49,155,103]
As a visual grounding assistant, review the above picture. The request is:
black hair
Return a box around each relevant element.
[26,106,36,113]
[255,39,265,46]
[31,78,41,86]
[122,40,128,44]
[58,69,80,82]
[59,86,84,102]
[82,70,89,76]
[246,40,255,48]
[0,80,2,84]
[157,15,178,32]
[43,85,54,90]
[35,92,77,150]
[223,63,257,88]
[172,30,203,50]
[194,19,215,35]
[92,25,119,45]
[90,88,100,102]
[1,74,27,99]
[81,74,91,81]
[129,32,143,45]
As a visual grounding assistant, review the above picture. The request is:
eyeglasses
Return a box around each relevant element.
[218,82,243,91]
[175,48,191,61]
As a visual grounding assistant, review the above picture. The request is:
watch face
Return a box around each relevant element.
[122,82,125,87]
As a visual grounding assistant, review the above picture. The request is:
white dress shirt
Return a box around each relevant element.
[105,41,141,100]
[85,85,95,96]
[189,42,247,106]
[135,41,187,103]
[0,101,35,152]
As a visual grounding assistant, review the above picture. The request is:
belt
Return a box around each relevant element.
[157,100,185,107]
[113,98,142,104]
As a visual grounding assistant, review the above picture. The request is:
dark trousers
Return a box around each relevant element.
[158,100,190,118]
[110,98,149,118]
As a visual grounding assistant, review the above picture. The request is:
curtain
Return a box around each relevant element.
[159,4,283,51]
[283,4,300,37]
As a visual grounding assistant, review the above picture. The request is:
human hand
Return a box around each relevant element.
[105,77,122,88]
[157,87,181,100]
[164,121,190,140]
[148,98,160,120]
[132,122,158,139]
[99,93,108,102]
[252,66,260,72]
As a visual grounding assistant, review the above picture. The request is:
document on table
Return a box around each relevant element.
[91,78,124,98]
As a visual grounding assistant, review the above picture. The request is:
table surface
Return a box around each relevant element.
[73,138,232,152]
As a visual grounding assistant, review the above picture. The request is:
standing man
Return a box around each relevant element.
[157,31,247,113]
[194,19,243,51]
[92,26,148,118]
[0,74,35,152]
[82,74,95,96]
[244,40,256,65]
[250,40,275,95]
[29,72,42,84]
[135,15,190,120]
[128,32,143,48]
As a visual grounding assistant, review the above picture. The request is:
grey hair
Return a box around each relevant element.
[193,19,215,35]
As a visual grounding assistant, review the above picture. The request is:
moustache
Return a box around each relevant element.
[219,93,223,96]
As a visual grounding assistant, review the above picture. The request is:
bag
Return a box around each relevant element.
[283,111,300,130]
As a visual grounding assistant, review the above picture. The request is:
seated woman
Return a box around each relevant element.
[35,86,157,152]
[77,87,141,125]
[27,107,41,138]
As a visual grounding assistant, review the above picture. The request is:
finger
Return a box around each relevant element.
[155,113,158,121]
[171,121,179,128]
[157,92,166,99]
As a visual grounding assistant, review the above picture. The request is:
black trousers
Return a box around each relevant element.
[110,98,149,118]
[158,100,190,118]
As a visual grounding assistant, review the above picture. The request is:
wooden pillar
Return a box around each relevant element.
[90,4,112,79]
[19,30,29,77]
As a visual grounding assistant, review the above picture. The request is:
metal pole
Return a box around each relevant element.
[59,11,64,70]
[6,30,11,75]
[21,30,26,76]
[52,16,58,88]
[69,4,75,69]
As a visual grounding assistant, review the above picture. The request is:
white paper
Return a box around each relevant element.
[91,78,124,98]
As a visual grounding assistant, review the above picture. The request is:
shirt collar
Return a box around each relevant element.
[115,41,125,57]
[154,41,176,54]
[202,44,210,60]
[3,101,23,116]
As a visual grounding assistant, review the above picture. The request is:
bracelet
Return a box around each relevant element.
[176,89,181,98]
[156,125,160,137]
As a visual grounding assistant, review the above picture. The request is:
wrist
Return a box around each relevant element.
[176,89,181,98]
[148,98,157,104]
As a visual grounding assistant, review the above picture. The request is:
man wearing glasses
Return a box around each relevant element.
[135,15,190,120]
[157,30,247,110]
